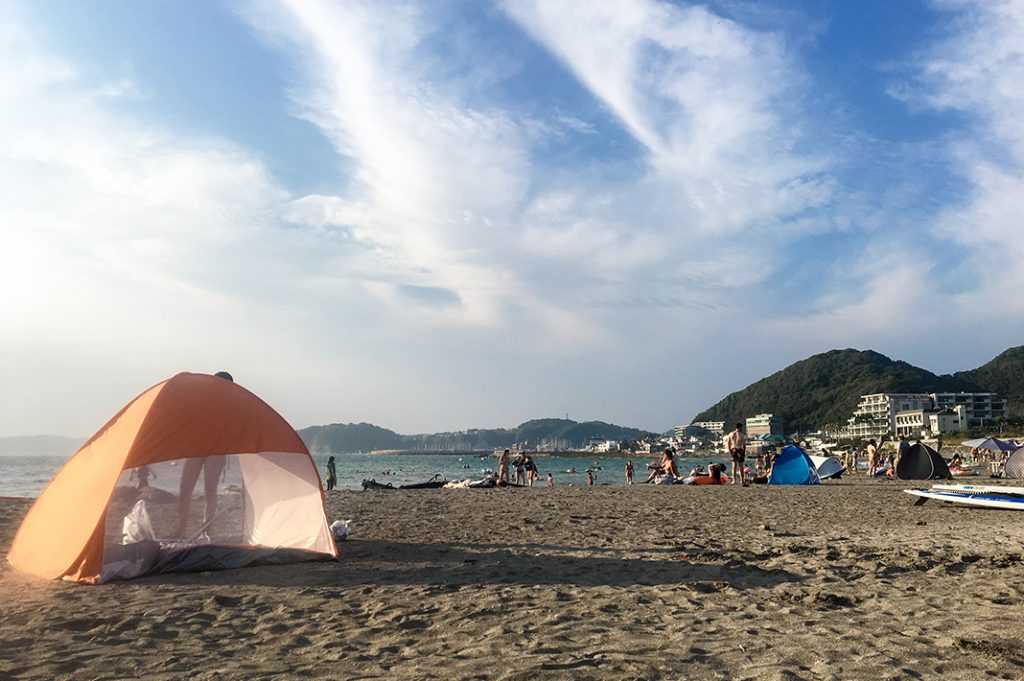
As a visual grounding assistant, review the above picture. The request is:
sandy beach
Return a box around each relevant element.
[2,478,1024,680]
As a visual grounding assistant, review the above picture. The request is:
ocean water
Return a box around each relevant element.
[0,452,734,497]
[0,455,70,498]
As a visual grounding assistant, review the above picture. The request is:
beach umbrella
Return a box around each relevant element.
[961,437,1016,452]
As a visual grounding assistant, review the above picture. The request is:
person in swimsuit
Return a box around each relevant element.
[325,456,337,491]
[723,423,748,486]
[497,449,511,485]
[524,456,539,486]
[176,371,233,538]
[645,448,679,483]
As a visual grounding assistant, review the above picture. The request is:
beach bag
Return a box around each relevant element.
[330,520,351,541]
[121,499,156,544]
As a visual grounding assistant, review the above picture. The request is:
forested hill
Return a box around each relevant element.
[691,349,983,432]
[955,346,1024,418]
[298,418,654,454]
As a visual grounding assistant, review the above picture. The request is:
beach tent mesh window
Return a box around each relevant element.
[768,445,821,485]
[894,443,952,480]
[7,373,337,583]
[1004,447,1024,479]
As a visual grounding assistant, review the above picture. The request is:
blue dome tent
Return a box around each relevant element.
[768,444,821,485]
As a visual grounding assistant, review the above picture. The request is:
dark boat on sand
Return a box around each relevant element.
[361,474,447,491]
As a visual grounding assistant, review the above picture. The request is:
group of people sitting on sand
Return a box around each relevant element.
[639,423,755,486]
[640,447,735,486]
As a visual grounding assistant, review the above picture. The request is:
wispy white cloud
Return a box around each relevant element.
[908,0,1024,318]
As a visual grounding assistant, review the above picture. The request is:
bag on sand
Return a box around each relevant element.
[121,499,156,544]
[330,520,351,541]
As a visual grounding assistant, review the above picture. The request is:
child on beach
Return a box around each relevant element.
[587,470,594,486]
[546,472,554,487]
[625,460,634,485]
[131,465,154,490]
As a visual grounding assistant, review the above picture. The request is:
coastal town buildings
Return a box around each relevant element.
[845,392,1009,438]
[931,392,1008,428]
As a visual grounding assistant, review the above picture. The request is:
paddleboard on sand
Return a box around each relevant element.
[904,488,1024,510]
[931,484,1024,496]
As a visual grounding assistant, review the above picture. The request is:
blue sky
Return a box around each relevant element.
[2,0,1023,438]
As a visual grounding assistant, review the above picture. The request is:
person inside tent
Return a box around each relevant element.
[175,371,232,540]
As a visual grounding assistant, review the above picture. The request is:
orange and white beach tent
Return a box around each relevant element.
[8,372,337,583]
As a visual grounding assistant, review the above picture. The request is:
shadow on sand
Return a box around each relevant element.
[137,538,803,591]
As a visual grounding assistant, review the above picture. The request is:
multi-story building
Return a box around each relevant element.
[746,413,783,437]
[894,405,967,438]
[845,393,931,438]
[931,392,1008,428]
[687,421,725,434]
[847,392,1008,438]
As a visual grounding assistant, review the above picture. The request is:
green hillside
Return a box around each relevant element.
[691,349,981,432]
[299,419,654,454]
[955,346,1024,418]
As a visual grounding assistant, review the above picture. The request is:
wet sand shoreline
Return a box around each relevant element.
[2,478,1023,680]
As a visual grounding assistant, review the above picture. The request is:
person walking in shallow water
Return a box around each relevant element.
[724,423,748,486]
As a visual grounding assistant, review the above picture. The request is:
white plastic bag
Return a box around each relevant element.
[121,499,156,544]
[330,519,351,541]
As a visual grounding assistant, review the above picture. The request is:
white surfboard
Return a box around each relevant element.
[931,483,1024,496]
[904,488,1024,510]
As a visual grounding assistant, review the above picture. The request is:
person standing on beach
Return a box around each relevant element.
[625,460,634,485]
[866,439,879,477]
[498,449,511,484]
[587,470,594,486]
[131,464,154,490]
[524,456,539,486]
[546,472,554,487]
[514,453,526,485]
[325,456,337,491]
[724,423,748,486]
[176,370,232,538]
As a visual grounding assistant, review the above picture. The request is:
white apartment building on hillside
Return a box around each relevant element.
[687,421,725,434]
[932,392,1008,428]
[845,393,930,439]
[846,392,1009,438]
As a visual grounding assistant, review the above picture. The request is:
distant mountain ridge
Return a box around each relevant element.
[0,435,84,456]
[692,346,1024,432]
[298,418,654,454]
